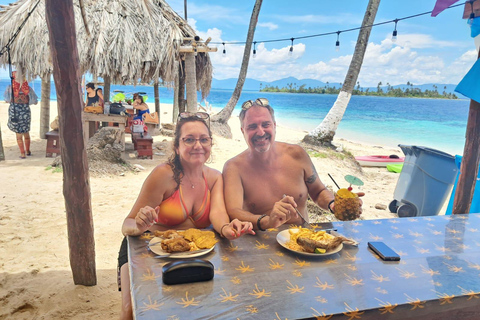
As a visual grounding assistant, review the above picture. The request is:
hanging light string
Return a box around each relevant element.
[209,2,466,46]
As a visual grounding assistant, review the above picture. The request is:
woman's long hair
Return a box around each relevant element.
[167,117,212,189]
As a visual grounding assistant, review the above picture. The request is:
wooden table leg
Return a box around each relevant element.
[118,123,126,151]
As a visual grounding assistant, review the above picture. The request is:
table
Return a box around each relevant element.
[82,112,128,149]
[127,214,480,319]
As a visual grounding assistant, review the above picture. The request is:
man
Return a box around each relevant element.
[223,98,362,231]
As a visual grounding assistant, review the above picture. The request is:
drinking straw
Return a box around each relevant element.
[328,173,341,189]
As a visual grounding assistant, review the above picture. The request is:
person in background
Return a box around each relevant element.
[3,70,38,159]
[132,93,149,120]
[223,98,364,231]
[85,82,101,107]
[118,112,255,319]
[96,88,104,106]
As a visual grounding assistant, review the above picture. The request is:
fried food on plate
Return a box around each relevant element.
[155,228,218,252]
[161,237,191,253]
[297,236,345,252]
[287,227,346,253]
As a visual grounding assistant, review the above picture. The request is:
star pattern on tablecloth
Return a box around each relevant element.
[268,258,284,270]
[376,298,397,314]
[458,286,480,300]
[286,280,305,294]
[373,221,382,225]
[434,244,450,253]
[468,228,478,232]
[444,262,464,273]
[347,264,357,271]
[294,258,311,267]
[292,269,303,277]
[245,305,258,314]
[371,270,390,282]
[249,284,271,298]
[141,268,160,282]
[138,295,164,312]
[215,267,226,275]
[405,294,425,310]
[311,307,333,320]
[345,252,360,262]
[230,276,241,284]
[262,233,270,239]
[369,233,383,241]
[315,295,328,303]
[396,267,416,279]
[275,251,285,257]
[315,277,334,290]
[176,292,200,308]
[221,255,230,261]
[255,240,269,249]
[391,232,404,239]
[420,265,440,276]
[235,261,254,273]
[376,287,388,294]
[218,288,239,302]
[344,274,364,286]
[433,290,454,305]
[226,243,239,252]
[343,302,365,319]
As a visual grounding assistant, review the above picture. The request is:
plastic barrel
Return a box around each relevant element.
[445,155,480,214]
[391,145,458,217]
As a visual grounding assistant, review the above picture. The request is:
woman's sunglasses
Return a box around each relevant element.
[177,112,210,127]
[241,98,270,110]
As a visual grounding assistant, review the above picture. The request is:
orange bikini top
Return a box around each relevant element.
[156,174,211,228]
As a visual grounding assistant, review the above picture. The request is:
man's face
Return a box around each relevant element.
[241,106,276,153]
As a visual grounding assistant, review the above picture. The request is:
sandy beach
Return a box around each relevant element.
[0,100,416,319]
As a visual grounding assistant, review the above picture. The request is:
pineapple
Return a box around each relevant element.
[334,188,360,221]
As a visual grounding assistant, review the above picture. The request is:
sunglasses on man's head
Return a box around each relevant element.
[177,112,210,127]
[241,98,270,110]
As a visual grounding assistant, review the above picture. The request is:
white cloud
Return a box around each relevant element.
[392,33,460,49]
[258,22,278,30]
[276,13,362,26]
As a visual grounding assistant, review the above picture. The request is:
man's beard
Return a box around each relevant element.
[252,133,272,153]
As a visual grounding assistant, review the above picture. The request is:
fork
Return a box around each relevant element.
[283,194,313,229]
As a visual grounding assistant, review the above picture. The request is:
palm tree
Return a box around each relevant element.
[211,0,263,138]
[303,0,381,146]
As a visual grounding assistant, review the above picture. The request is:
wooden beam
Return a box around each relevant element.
[185,52,197,113]
[179,46,218,53]
[46,0,96,285]
[453,49,480,214]
[40,75,51,139]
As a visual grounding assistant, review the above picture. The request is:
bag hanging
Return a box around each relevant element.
[143,112,159,124]
[132,119,145,133]
[109,103,126,115]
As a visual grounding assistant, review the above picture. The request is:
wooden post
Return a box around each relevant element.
[46,0,96,285]
[104,75,111,103]
[154,80,160,126]
[185,52,197,113]
[0,125,5,161]
[173,60,179,123]
[453,49,480,215]
[178,60,186,114]
[40,74,51,139]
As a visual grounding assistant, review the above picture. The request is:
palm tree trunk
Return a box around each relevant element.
[40,74,51,139]
[211,0,263,127]
[173,60,180,122]
[103,75,111,103]
[0,128,4,161]
[304,0,380,146]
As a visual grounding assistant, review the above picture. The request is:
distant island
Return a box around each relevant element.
[260,81,458,99]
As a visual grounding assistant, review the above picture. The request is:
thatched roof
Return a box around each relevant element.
[0,0,212,96]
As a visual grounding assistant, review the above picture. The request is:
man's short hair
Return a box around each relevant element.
[239,98,275,126]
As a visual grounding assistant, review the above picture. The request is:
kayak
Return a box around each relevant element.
[355,155,405,167]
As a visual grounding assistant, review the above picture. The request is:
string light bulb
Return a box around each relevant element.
[253,41,257,58]
[335,31,341,52]
[468,1,476,24]
[222,42,226,57]
[392,19,398,42]
[289,38,294,56]
[194,47,197,56]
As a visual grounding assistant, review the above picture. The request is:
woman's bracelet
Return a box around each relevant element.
[257,214,268,231]
[220,223,230,238]
[328,200,335,214]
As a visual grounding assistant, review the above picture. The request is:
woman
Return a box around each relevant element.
[119,112,254,320]
[4,70,38,159]
[85,82,100,106]
[131,94,149,120]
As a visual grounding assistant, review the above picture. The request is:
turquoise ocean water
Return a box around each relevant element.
[1,79,469,156]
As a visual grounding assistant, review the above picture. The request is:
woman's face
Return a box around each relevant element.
[135,96,142,104]
[176,121,212,166]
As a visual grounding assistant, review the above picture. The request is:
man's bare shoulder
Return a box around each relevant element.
[223,149,250,171]
[276,142,308,160]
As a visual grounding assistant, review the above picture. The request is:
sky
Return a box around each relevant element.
[0,0,477,87]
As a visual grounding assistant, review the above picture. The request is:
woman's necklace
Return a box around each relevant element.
[184,175,200,189]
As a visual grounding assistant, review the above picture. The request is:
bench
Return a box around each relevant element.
[45,130,60,157]
[131,132,153,159]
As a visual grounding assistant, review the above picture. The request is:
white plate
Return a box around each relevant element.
[148,237,215,258]
[276,229,343,257]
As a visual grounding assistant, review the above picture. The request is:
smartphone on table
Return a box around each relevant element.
[368,242,401,261]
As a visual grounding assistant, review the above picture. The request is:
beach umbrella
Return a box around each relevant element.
[0,0,212,94]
